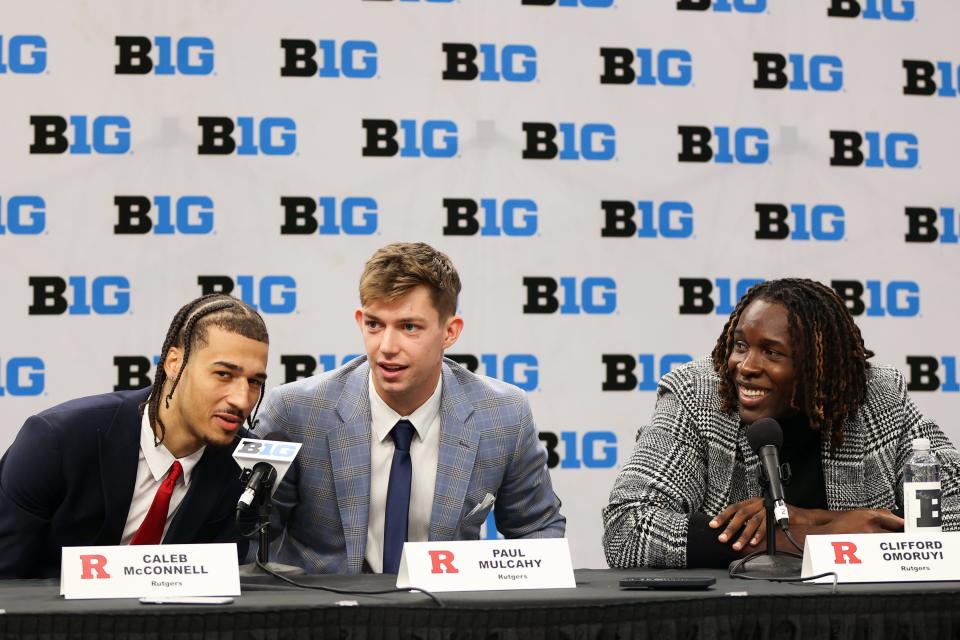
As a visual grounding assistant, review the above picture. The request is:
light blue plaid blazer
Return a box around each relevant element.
[255,356,565,574]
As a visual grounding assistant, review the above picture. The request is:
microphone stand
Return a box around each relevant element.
[729,464,803,579]
[239,470,304,577]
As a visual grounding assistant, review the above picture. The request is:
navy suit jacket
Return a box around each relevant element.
[0,388,248,578]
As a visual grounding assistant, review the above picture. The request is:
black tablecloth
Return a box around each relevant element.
[1,568,959,639]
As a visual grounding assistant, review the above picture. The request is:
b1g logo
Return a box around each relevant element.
[197,276,297,314]
[677,126,769,164]
[538,431,617,469]
[521,0,613,7]
[114,355,159,391]
[827,0,914,20]
[523,277,617,314]
[114,36,214,75]
[0,196,45,235]
[906,356,960,392]
[442,198,537,237]
[903,60,960,98]
[442,43,537,82]
[676,0,766,12]
[280,197,378,235]
[29,115,131,155]
[755,203,845,241]
[678,278,763,315]
[601,200,693,238]
[113,196,213,235]
[0,35,46,74]
[447,354,539,391]
[280,354,361,382]
[28,276,131,315]
[601,354,693,391]
[599,48,692,86]
[829,131,918,168]
[904,207,960,243]
[831,280,919,317]
[361,119,458,158]
[197,117,296,156]
[236,439,299,460]
[753,53,843,91]
[280,40,377,78]
[522,123,616,161]
[0,357,45,396]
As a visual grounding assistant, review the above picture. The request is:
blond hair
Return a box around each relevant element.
[359,242,461,319]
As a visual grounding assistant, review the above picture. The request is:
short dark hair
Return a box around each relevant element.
[711,278,874,449]
[144,294,269,444]
[359,242,461,319]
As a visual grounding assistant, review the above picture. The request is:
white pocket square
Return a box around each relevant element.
[466,493,496,518]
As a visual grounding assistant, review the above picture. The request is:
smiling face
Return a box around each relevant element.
[356,284,463,417]
[159,326,268,457]
[726,299,798,425]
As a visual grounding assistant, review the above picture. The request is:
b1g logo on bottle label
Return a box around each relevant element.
[904,481,942,530]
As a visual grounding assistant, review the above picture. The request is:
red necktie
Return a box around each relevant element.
[131,461,183,545]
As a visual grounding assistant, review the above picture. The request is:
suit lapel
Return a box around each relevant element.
[97,390,147,544]
[165,446,233,543]
[331,364,373,571]
[430,364,478,541]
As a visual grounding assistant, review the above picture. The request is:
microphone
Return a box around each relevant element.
[232,432,302,511]
[745,418,790,529]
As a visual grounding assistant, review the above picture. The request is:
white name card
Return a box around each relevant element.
[396,539,576,593]
[802,532,960,583]
[60,543,240,600]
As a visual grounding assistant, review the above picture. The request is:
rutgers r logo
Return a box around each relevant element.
[80,554,111,579]
[831,541,862,565]
[428,550,459,574]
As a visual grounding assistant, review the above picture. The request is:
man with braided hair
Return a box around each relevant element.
[603,278,960,568]
[0,294,269,577]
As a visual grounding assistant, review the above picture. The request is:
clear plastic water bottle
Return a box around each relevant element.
[903,437,942,533]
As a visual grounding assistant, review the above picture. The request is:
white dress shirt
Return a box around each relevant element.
[121,411,205,544]
[365,373,442,573]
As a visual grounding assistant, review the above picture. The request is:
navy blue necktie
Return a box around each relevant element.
[383,419,414,573]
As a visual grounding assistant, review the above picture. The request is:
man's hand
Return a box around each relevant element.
[820,509,904,534]
[710,497,766,551]
[709,500,893,553]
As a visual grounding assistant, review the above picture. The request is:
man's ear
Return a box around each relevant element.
[442,315,464,350]
[163,346,184,380]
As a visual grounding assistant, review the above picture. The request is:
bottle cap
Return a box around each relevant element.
[912,437,931,451]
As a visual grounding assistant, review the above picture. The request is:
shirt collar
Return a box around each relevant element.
[139,410,205,486]
[368,371,443,444]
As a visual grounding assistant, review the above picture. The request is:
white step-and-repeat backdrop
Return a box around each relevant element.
[1,0,957,568]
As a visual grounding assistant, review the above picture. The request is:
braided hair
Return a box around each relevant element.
[711,278,874,449]
[144,294,269,445]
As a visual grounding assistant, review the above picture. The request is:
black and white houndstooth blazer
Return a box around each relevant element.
[602,357,960,568]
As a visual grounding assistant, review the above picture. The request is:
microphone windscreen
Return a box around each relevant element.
[260,431,292,443]
[745,417,783,453]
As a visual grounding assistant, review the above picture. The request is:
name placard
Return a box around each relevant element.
[396,539,575,593]
[802,532,960,583]
[60,543,240,599]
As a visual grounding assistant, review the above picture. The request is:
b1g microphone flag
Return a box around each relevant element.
[232,434,301,510]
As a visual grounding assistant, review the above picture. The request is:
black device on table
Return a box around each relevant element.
[619,576,716,590]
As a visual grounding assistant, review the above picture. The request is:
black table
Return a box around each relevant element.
[1,568,959,639]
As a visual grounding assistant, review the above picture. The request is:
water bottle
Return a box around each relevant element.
[903,437,942,533]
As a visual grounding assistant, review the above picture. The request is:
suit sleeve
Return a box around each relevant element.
[493,396,566,539]
[887,370,960,531]
[0,415,65,578]
[602,388,707,568]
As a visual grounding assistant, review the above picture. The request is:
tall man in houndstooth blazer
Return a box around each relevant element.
[256,242,565,574]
